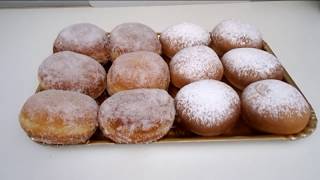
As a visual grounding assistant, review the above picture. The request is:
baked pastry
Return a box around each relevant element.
[19,90,98,145]
[175,80,240,136]
[210,19,263,56]
[160,22,211,58]
[107,51,170,95]
[170,45,223,88]
[53,23,109,63]
[241,79,311,134]
[109,22,161,61]
[38,51,107,99]
[98,89,175,144]
[221,48,283,90]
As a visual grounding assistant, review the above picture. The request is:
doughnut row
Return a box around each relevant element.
[19,20,311,144]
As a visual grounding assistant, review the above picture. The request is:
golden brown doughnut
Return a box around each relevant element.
[109,22,161,61]
[107,51,170,95]
[160,22,211,58]
[38,51,107,99]
[221,48,283,90]
[210,19,263,56]
[53,23,110,64]
[169,45,223,88]
[241,80,311,134]
[19,90,99,145]
[175,80,240,136]
[98,89,175,144]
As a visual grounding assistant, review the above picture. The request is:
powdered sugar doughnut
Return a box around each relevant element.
[98,89,175,144]
[242,80,311,134]
[53,23,110,63]
[210,19,263,56]
[222,48,283,90]
[175,80,240,136]
[170,45,223,88]
[107,51,170,95]
[160,22,211,58]
[38,51,107,99]
[110,22,161,61]
[19,90,98,145]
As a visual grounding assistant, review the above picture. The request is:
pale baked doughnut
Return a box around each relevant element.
[19,90,98,145]
[170,45,223,88]
[175,80,240,136]
[241,80,311,134]
[107,51,170,95]
[98,89,175,144]
[110,22,161,61]
[53,23,110,63]
[38,51,107,99]
[160,22,211,58]
[210,19,263,56]
[221,48,283,90]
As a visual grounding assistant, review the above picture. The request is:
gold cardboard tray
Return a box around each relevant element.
[35,41,317,144]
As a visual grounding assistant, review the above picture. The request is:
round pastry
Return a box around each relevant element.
[109,22,161,61]
[53,23,109,63]
[98,89,176,144]
[19,90,99,145]
[107,51,170,95]
[221,48,283,90]
[160,22,211,58]
[175,80,240,136]
[210,19,263,56]
[241,79,311,134]
[170,45,223,88]
[38,51,107,99]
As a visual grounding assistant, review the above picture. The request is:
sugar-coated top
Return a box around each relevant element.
[222,48,282,78]
[212,19,262,46]
[161,22,210,55]
[21,89,98,126]
[98,88,175,142]
[110,22,161,57]
[38,51,106,97]
[175,80,240,126]
[242,79,310,119]
[56,23,107,47]
[170,46,223,87]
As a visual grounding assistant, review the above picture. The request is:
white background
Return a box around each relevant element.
[0,1,319,180]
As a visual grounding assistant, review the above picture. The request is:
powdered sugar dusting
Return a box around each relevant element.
[161,22,210,56]
[175,80,240,126]
[38,51,106,98]
[21,89,98,131]
[107,51,170,95]
[110,22,161,60]
[222,48,282,78]
[212,19,262,46]
[242,80,310,118]
[98,89,175,143]
[56,23,107,47]
[170,46,223,87]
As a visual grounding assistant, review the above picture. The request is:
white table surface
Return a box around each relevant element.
[0,1,319,180]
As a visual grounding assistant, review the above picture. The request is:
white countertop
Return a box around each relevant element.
[0,1,319,180]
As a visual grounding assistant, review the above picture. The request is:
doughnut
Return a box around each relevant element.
[53,23,110,63]
[107,51,170,95]
[98,89,175,144]
[38,51,107,99]
[170,45,223,88]
[175,80,240,136]
[109,22,161,61]
[221,48,283,90]
[241,79,311,134]
[160,22,211,58]
[19,90,99,145]
[210,19,263,56]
